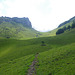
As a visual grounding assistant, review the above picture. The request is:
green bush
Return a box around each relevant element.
[63,26,66,31]
[72,21,75,28]
[56,29,64,35]
[67,25,71,31]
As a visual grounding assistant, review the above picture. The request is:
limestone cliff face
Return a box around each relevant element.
[0,16,32,28]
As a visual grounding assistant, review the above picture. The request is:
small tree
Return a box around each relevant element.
[41,41,46,46]
[56,29,64,35]
[63,26,66,31]
[72,21,75,28]
[6,37,10,39]
[67,25,71,31]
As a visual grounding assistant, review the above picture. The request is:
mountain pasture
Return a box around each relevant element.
[0,28,75,75]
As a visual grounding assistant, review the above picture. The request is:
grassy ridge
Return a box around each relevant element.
[0,28,75,74]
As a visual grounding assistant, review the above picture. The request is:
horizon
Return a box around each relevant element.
[0,0,75,32]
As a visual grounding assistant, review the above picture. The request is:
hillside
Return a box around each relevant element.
[58,16,75,28]
[0,16,75,75]
[0,16,41,39]
[0,27,75,75]
[1,16,75,39]
[44,16,75,36]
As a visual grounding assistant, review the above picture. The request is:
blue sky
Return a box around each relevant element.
[0,0,75,32]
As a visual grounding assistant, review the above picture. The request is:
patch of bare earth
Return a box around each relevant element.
[27,53,38,75]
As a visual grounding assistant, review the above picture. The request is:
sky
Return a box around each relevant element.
[0,0,75,32]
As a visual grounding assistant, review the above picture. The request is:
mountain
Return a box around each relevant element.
[0,16,40,39]
[0,16,32,28]
[45,16,75,36]
[58,16,75,28]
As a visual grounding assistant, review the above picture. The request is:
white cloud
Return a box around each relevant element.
[0,0,75,31]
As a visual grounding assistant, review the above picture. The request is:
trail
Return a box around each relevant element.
[27,53,38,75]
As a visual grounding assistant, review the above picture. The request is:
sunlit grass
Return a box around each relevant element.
[0,28,75,74]
[36,43,75,75]
[0,54,34,75]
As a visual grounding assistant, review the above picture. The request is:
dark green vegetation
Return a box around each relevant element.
[56,16,75,35]
[0,16,75,75]
[56,29,64,35]
[58,16,75,28]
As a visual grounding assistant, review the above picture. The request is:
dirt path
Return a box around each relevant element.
[27,53,38,75]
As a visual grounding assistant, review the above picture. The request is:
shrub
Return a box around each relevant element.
[67,25,71,31]
[56,29,64,35]
[41,41,46,46]
[72,21,75,28]
[63,26,66,31]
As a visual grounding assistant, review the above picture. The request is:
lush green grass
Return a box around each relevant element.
[0,54,34,75]
[34,29,75,75]
[0,38,51,75]
[0,28,75,75]
[36,43,75,75]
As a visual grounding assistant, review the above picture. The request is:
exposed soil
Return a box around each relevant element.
[27,53,38,75]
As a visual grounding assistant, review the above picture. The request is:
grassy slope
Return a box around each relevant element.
[0,55,34,75]
[0,22,40,39]
[43,18,75,37]
[0,28,75,75]
[36,43,75,75]
[36,29,75,75]
[0,17,75,39]
[39,29,57,37]
[0,21,64,39]
[0,20,64,39]
[0,21,57,39]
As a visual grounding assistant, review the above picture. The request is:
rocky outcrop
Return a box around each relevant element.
[0,16,32,28]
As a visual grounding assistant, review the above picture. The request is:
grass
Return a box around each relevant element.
[0,54,34,75]
[36,43,75,75]
[0,28,75,75]
[0,21,63,39]
[0,22,40,39]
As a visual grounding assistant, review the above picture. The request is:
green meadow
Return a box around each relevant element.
[0,27,75,75]
[36,43,75,75]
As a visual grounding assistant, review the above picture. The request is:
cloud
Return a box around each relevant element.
[50,0,75,20]
[0,2,5,15]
